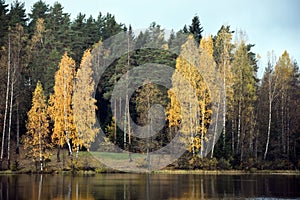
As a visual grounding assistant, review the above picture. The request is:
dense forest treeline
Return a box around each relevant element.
[0,0,299,172]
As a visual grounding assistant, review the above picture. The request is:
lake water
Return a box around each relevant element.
[0,173,299,200]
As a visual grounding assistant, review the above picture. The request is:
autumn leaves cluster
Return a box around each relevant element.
[24,50,98,170]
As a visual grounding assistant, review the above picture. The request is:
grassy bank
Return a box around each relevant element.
[1,149,299,175]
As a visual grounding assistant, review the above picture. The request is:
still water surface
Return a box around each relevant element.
[0,173,299,200]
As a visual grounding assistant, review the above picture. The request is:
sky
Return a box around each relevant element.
[6,0,300,77]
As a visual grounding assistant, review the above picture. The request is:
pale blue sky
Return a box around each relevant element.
[7,0,300,76]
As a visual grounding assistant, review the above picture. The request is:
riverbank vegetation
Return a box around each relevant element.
[0,0,299,173]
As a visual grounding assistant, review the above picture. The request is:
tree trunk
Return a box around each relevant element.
[248,111,256,158]
[114,98,117,144]
[127,33,132,161]
[1,32,11,167]
[255,130,258,160]
[200,92,206,158]
[76,145,79,160]
[281,93,285,154]
[286,100,290,157]
[189,101,195,156]
[237,100,241,154]
[264,94,272,160]
[7,73,14,169]
[231,118,235,154]
[39,115,43,172]
[127,96,132,162]
[222,60,226,151]
[63,71,72,157]
[16,102,20,154]
[56,147,61,162]
[210,101,220,158]
[65,138,73,158]
[123,94,127,149]
[146,94,151,170]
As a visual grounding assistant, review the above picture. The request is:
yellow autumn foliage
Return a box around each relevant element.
[24,81,52,162]
[49,52,77,154]
[73,49,98,150]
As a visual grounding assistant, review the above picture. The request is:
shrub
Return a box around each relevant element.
[10,160,19,171]
[136,157,148,168]
[192,157,218,170]
[217,158,232,170]
[174,153,193,169]
[249,167,257,173]
[241,158,256,170]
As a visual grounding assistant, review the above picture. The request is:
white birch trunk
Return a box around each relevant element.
[281,93,285,153]
[63,69,72,157]
[1,32,11,165]
[7,69,15,168]
[222,60,226,151]
[237,100,241,153]
[211,101,220,158]
[16,102,20,154]
[39,116,43,172]
[264,96,272,160]
[264,68,278,160]
[232,118,235,154]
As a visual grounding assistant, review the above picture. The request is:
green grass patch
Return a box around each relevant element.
[91,151,144,161]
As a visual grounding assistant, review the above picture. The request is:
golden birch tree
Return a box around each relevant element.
[167,35,212,156]
[200,35,214,57]
[73,49,98,157]
[23,81,52,172]
[199,36,216,157]
[49,52,77,158]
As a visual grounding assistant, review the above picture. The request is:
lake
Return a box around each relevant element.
[0,173,299,199]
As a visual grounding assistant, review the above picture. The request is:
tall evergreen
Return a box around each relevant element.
[188,15,203,45]
[8,0,27,27]
[0,0,9,48]
[28,0,49,36]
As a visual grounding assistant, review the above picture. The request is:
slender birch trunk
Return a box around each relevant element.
[1,32,11,167]
[39,116,43,172]
[231,117,235,154]
[200,91,206,158]
[16,102,20,154]
[286,97,290,157]
[264,95,272,160]
[63,69,72,157]
[237,100,241,153]
[146,94,150,170]
[127,97,132,161]
[7,66,15,169]
[124,93,127,149]
[222,59,226,151]
[264,72,277,160]
[281,93,285,153]
[0,33,11,167]
[211,100,220,158]
[114,98,117,144]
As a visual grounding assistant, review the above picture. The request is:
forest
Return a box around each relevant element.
[0,0,299,172]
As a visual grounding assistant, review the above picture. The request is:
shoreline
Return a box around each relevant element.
[153,169,300,175]
[0,169,299,175]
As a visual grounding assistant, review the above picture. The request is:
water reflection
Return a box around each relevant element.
[0,173,299,199]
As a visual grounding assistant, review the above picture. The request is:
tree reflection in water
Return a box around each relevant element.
[0,174,299,199]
